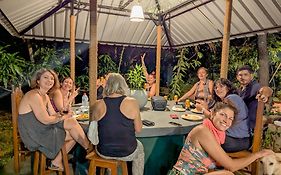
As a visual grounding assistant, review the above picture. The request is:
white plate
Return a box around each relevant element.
[172,106,186,112]
[190,108,203,114]
[181,114,203,121]
[274,121,281,127]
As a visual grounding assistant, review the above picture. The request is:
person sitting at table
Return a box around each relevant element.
[49,76,79,113]
[178,67,214,104]
[196,78,250,152]
[89,73,144,175]
[18,68,93,171]
[141,53,156,97]
[168,102,273,175]
[96,75,107,100]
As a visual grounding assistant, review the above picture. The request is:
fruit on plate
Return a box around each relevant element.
[190,108,203,114]
[181,114,203,121]
[76,113,89,120]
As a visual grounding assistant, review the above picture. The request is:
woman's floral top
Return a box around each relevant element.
[173,139,216,175]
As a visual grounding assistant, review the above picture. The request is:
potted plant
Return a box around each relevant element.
[127,64,147,109]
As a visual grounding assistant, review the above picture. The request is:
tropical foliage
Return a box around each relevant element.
[268,34,281,98]
[169,48,202,99]
[98,54,117,76]
[29,46,71,80]
[0,112,13,168]
[127,64,146,90]
[0,45,29,89]
[76,73,89,91]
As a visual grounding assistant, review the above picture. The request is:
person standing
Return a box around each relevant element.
[89,73,144,175]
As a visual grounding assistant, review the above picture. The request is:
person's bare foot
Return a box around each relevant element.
[48,162,64,171]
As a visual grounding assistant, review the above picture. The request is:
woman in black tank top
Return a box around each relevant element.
[89,73,144,175]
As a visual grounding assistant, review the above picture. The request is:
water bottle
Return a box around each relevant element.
[81,92,89,107]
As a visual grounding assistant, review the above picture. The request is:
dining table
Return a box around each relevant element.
[136,101,203,175]
[72,101,204,175]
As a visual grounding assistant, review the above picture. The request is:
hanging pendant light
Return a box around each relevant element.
[130,4,144,22]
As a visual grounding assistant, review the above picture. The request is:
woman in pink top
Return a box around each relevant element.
[168,102,273,175]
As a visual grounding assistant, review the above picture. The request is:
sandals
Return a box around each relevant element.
[48,163,64,172]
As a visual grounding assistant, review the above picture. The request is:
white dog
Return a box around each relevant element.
[260,153,281,175]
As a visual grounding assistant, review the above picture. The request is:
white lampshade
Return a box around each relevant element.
[130,5,144,22]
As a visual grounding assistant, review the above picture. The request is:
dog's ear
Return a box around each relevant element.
[276,153,281,162]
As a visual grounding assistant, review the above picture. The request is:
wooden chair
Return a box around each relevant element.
[86,151,128,175]
[33,144,70,175]
[12,86,70,174]
[11,86,29,173]
[228,87,273,175]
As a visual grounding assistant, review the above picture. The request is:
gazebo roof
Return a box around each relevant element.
[0,0,281,48]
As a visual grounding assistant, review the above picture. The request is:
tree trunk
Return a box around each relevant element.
[258,34,269,86]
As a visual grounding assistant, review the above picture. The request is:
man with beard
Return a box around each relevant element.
[236,66,262,134]
[236,65,272,134]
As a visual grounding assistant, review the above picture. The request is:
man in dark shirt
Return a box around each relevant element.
[236,66,261,133]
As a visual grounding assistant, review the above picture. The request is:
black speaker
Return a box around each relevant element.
[151,96,167,111]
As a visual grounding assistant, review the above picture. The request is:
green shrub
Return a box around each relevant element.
[0,112,13,168]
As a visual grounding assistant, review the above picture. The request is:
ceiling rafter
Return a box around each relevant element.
[119,0,133,9]
[166,0,215,20]
[154,0,174,48]
[19,0,71,35]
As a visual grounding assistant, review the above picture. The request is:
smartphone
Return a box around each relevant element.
[142,120,155,127]
[169,121,182,126]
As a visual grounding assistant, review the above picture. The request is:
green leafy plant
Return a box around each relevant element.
[0,45,28,89]
[117,46,125,73]
[76,74,89,91]
[169,48,201,99]
[228,43,259,79]
[127,64,146,90]
[98,54,117,76]
[0,112,13,168]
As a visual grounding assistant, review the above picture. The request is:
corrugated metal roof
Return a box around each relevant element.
[1,0,281,48]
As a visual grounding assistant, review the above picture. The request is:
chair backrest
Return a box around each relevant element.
[227,87,272,175]
[250,87,273,175]
[11,86,26,173]
[252,87,273,153]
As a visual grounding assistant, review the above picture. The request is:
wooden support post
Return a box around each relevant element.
[156,25,162,96]
[89,0,98,109]
[70,15,76,82]
[220,0,232,78]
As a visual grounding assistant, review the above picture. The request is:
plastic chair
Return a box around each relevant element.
[228,87,272,175]
[86,151,128,175]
